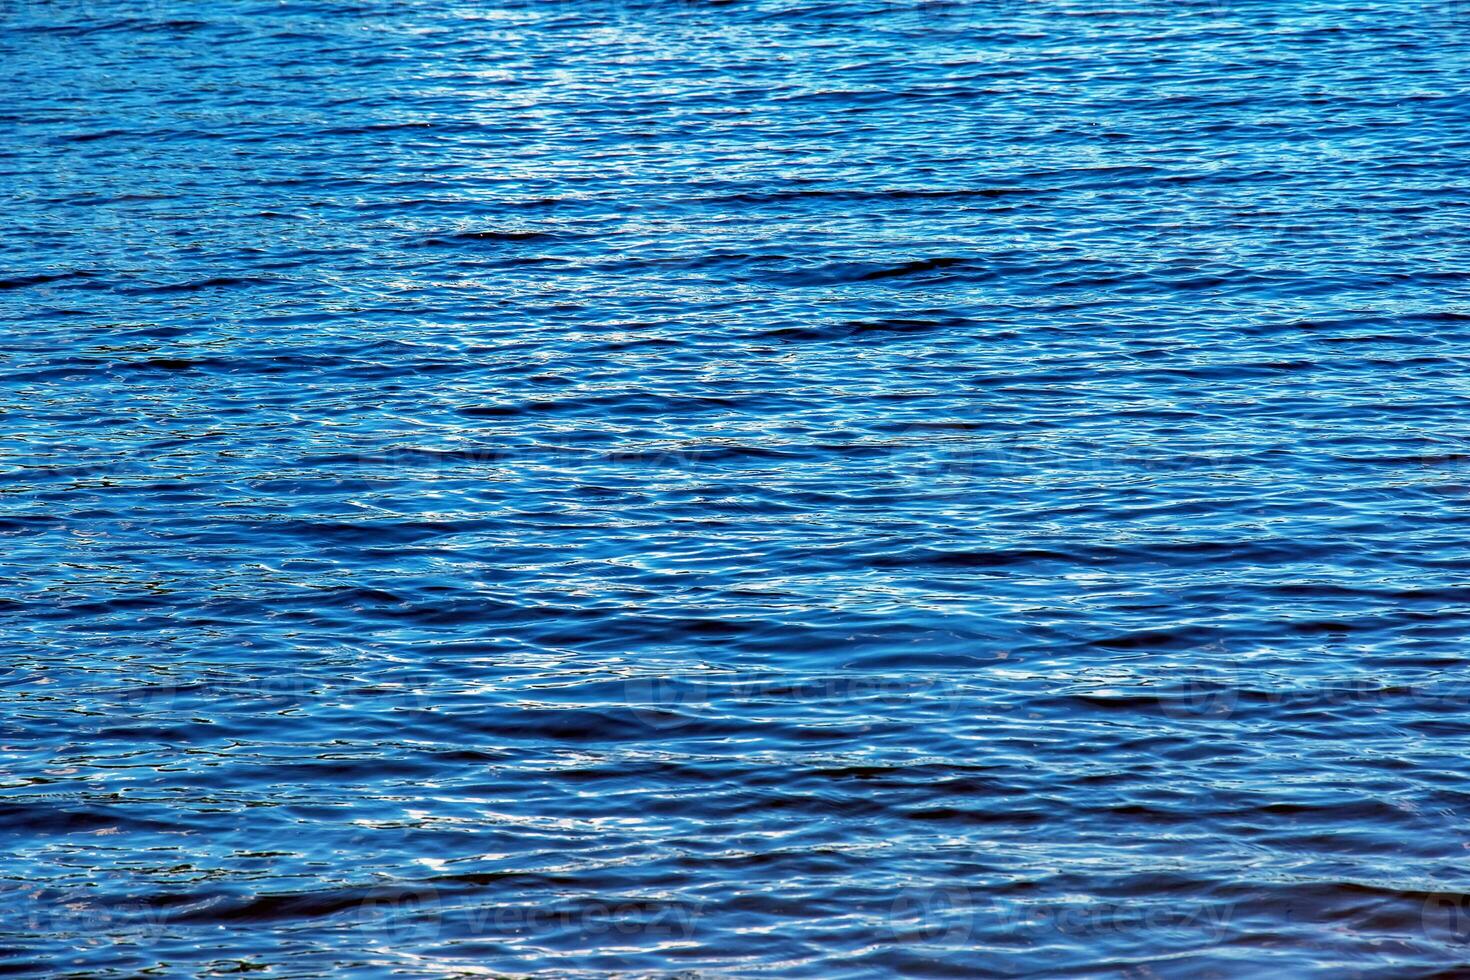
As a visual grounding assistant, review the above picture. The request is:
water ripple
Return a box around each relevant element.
[5,0,1470,975]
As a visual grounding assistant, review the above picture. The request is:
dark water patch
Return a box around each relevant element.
[0,271,95,290]
[413,229,577,247]
[780,256,991,286]
[120,276,277,294]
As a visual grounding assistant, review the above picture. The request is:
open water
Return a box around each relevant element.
[5,0,1470,975]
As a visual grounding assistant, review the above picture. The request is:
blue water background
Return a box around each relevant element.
[5,0,1470,974]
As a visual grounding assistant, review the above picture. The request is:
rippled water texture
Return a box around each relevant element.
[6,0,1470,974]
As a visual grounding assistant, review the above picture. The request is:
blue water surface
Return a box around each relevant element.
[5,0,1470,975]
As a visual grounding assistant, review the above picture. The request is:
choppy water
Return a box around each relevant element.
[5,0,1470,975]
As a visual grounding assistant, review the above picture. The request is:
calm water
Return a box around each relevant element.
[5,0,1470,975]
